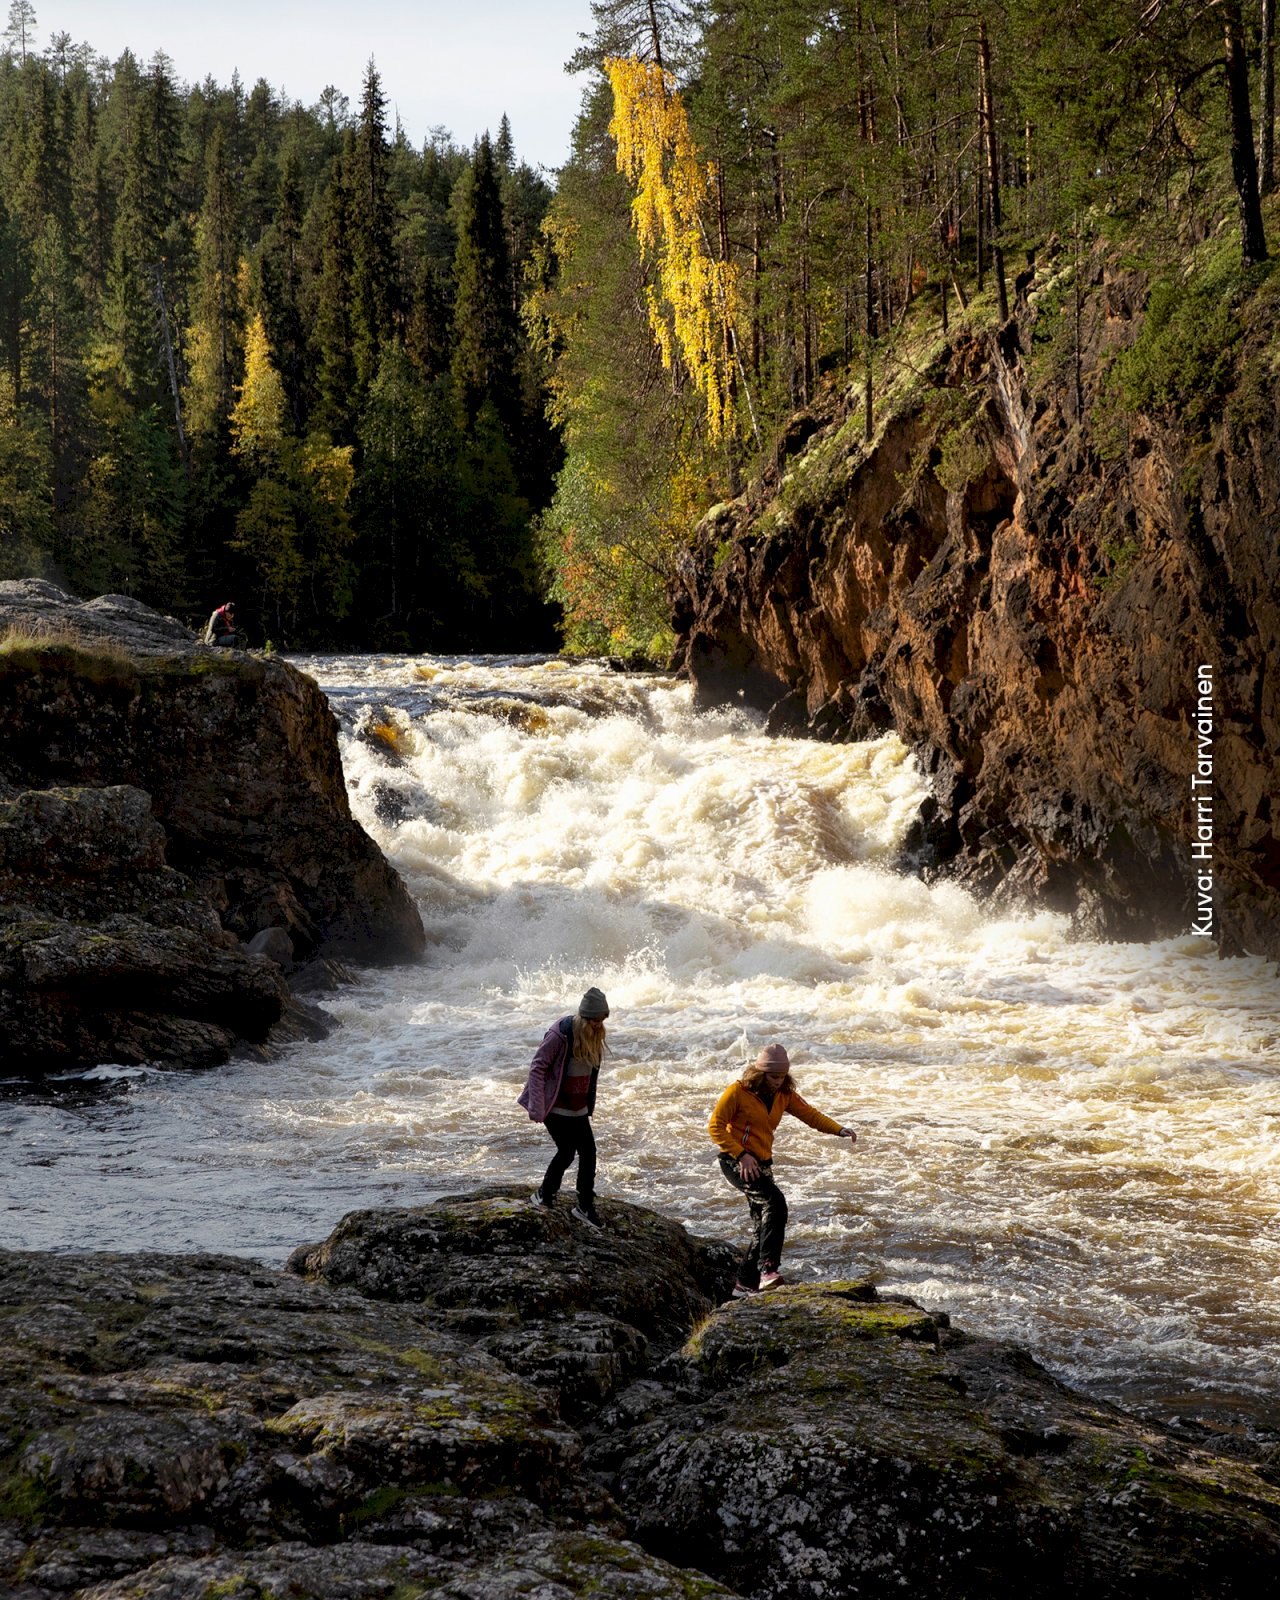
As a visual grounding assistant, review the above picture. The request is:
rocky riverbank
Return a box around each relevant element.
[0,581,425,1076]
[3,1188,1277,1599]
[672,250,1280,958]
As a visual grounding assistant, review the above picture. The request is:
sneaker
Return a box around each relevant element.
[530,1187,552,1209]
[571,1202,603,1230]
[757,1270,785,1291]
[731,1281,760,1299]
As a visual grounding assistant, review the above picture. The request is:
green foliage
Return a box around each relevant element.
[0,378,54,577]
[1110,257,1247,433]
[0,32,558,651]
[935,417,989,495]
[531,76,713,655]
[1095,534,1139,592]
[538,0,1276,648]
[450,134,521,435]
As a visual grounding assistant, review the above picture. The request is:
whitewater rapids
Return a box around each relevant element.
[5,653,1278,1439]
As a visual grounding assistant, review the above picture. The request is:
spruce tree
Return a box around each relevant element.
[450,133,520,433]
[350,59,399,391]
[312,129,357,440]
[259,141,308,428]
[186,122,242,438]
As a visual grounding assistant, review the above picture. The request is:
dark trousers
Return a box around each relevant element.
[718,1153,788,1286]
[542,1115,596,1205]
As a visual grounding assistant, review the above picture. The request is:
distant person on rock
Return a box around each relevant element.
[709,1043,856,1296]
[518,987,610,1230]
[204,601,237,647]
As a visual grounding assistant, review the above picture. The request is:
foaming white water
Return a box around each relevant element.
[4,652,1278,1434]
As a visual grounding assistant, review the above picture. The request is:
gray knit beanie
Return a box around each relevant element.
[578,986,610,1020]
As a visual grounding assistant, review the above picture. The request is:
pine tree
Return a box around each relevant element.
[2,2,37,66]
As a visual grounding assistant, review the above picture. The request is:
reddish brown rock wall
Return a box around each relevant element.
[674,267,1279,956]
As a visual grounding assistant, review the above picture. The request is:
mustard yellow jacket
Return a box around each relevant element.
[708,1081,842,1162]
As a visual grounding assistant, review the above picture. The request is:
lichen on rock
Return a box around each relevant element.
[2,1191,1277,1598]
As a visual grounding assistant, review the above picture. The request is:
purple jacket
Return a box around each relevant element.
[517,1016,598,1122]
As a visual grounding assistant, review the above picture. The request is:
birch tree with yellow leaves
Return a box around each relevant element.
[604,54,751,446]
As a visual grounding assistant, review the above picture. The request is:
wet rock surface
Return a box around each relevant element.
[3,1189,1276,1599]
[671,263,1280,956]
[0,581,424,1076]
[604,1281,1280,1598]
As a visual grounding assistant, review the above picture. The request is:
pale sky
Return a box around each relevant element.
[32,2,598,172]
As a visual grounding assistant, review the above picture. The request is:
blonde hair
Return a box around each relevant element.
[572,1014,607,1067]
[740,1063,794,1095]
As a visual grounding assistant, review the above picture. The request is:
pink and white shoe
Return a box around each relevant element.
[757,1269,785,1291]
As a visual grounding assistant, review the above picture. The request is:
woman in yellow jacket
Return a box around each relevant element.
[708,1043,856,1296]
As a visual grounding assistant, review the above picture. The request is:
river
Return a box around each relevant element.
[4,653,1279,1444]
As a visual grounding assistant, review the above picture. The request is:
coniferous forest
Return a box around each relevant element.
[536,0,1278,653]
[0,4,559,649]
[1,1,1277,653]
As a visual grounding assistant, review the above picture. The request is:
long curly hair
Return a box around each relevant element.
[740,1063,795,1096]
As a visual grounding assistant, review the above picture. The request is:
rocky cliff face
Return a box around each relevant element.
[0,581,425,1074]
[673,255,1280,957]
[2,1189,1276,1599]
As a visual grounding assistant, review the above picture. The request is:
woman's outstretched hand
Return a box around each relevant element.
[838,1128,857,1143]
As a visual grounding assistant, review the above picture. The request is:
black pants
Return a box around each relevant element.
[718,1153,787,1286]
[542,1115,596,1205]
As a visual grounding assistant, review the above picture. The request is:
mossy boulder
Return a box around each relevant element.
[0,784,292,1068]
[604,1281,1280,1598]
[4,1196,1274,1599]
[0,1248,592,1596]
[287,1185,739,1420]
[63,1528,738,1599]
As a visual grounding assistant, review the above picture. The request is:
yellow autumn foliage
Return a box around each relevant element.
[605,56,738,441]
[229,313,286,462]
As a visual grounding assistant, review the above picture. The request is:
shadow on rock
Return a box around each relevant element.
[4,1189,1278,1600]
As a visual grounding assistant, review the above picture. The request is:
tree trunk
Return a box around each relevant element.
[1260,0,1275,197]
[864,198,874,443]
[976,161,985,292]
[978,18,1009,321]
[646,0,664,75]
[1224,2,1267,265]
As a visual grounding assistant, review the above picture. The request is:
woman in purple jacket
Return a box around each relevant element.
[517,987,609,1229]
